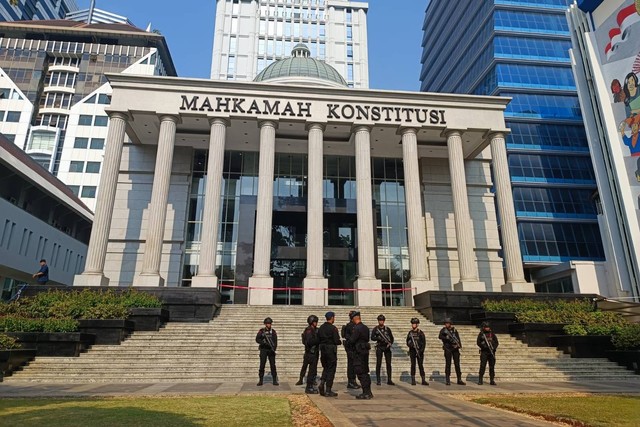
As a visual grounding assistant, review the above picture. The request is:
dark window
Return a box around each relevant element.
[90,138,105,149]
[81,186,97,198]
[78,115,92,126]
[73,137,88,148]
[97,94,111,105]
[68,185,80,196]
[6,111,20,122]
[69,161,84,172]
[94,116,108,127]
[85,162,101,173]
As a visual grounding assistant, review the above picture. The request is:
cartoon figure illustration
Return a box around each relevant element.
[619,113,640,155]
[612,79,627,103]
[623,72,640,116]
[636,157,640,182]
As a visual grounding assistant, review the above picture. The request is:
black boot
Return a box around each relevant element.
[325,387,338,397]
[490,379,497,386]
[318,380,326,396]
[376,374,381,386]
[421,376,429,386]
[457,378,466,386]
[411,376,416,386]
[387,379,395,386]
[257,377,264,386]
[478,377,483,385]
[356,387,373,400]
[295,376,304,386]
[305,385,318,394]
[347,381,359,389]
[273,375,279,386]
[445,376,451,386]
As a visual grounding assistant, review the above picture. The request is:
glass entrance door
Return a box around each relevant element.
[271,260,304,305]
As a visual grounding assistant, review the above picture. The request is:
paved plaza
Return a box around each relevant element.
[1,379,639,426]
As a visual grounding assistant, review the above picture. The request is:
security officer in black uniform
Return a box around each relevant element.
[255,317,278,386]
[341,310,360,389]
[370,314,395,386]
[406,317,428,386]
[348,311,373,399]
[438,318,465,386]
[318,311,341,397]
[301,315,320,394]
[477,321,499,386]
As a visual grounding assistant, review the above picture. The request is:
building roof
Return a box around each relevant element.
[0,135,93,221]
[254,44,348,87]
[0,19,177,76]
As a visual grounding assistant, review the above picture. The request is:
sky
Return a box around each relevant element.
[75,0,426,91]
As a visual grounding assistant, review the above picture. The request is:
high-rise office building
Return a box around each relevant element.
[567,0,640,300]
[420,0,606,293]
[211,0,369,88]
[0,19,176,210]
[0,0,77,21]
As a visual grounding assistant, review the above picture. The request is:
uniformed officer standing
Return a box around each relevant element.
[318,311,342,397]
[477,321,499,386]
[371,314,395,386]
[438,318,465,386]
[348,311,373,399]
[255,317,278,386]
[301,315,320,394]
[406,317,428,386]
[341,310,360,389]
[296,315,318,386]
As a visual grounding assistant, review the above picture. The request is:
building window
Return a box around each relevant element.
[535,277,574,293]
[3,134,15,142]
[346,8,352,23]
[227,56,236,77]
[81,186,97,198]
[347,63,354,81]
[85,162,101,174]
[347,44,353,58]
[69,161,84,172]
[93,116,108,127]
[74,137,88,148]
[68,185,80,196]
[346,26,353,41]
[97,94,111,105]
[78,115,93,126]
[90,138,105,149]
[5,111,20,122]
[28,130,57,151]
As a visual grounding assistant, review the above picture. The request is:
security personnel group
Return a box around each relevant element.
[254,312,500,399]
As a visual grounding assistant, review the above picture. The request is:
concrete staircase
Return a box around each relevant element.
[6,305,635,383]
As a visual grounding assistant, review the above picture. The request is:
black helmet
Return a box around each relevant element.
[481,321,491,329]
[307,315,319,325]
[377,314,386,321]
[263,317,273,324]
[444,318,452,324]
[410,317,420,324]
[348,310,357,319]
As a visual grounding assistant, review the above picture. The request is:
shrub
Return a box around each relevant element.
[0,316,79,333]
[0,333,20,350]
[563,324,587,336]
[612,323,640,350]
[119,289,162,309]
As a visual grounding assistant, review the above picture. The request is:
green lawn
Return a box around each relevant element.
[0,396,293,427]
[472,394,640,427]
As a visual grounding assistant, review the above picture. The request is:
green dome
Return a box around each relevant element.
[254,44,348,87]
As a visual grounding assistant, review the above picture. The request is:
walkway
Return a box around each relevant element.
[1,379,639,426]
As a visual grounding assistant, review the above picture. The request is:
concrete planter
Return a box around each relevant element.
[605,350,640,374]
[8,332,94,357]
[127,308,170,331]
[469,311,517,334]
[508,323,567,347]
[0,349,36,381]
[78,319,134,345]
[550,335,614,358]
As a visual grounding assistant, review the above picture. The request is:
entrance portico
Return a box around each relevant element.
[74,72,534,304]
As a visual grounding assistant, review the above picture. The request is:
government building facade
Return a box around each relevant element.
[74,45,534,306]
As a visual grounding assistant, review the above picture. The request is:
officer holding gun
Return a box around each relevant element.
[406,317,428,386]
[477,321,499,386]
[256,317,278,386]
[438,318,465,386]
[371,314,395,386]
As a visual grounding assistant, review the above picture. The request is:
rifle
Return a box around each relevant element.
[482,332,495,359]
[445,327,462,350]
[375,327,393,349]
[263,329,277,354]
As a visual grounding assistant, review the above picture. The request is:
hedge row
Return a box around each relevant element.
[0,333,20,350]
[481,298,640,350]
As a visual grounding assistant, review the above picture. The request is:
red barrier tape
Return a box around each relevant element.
[218,284,415,292]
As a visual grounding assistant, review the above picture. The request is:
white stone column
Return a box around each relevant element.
[192,118,229,288]
[446,130,484,291]
[401,128,434,298]
[303,123,328,306]
[490,132,534,292]
[134,115,178,287]
[249,120,277,305]
[74,112,128,287]
[353,126,382,306]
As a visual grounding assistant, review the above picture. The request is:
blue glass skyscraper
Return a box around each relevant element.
[420,0,605,288]
[0,0,77,21]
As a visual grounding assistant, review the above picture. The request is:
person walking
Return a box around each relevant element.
[32,259,49,284]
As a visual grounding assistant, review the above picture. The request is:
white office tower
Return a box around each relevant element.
[211,0,369,88]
